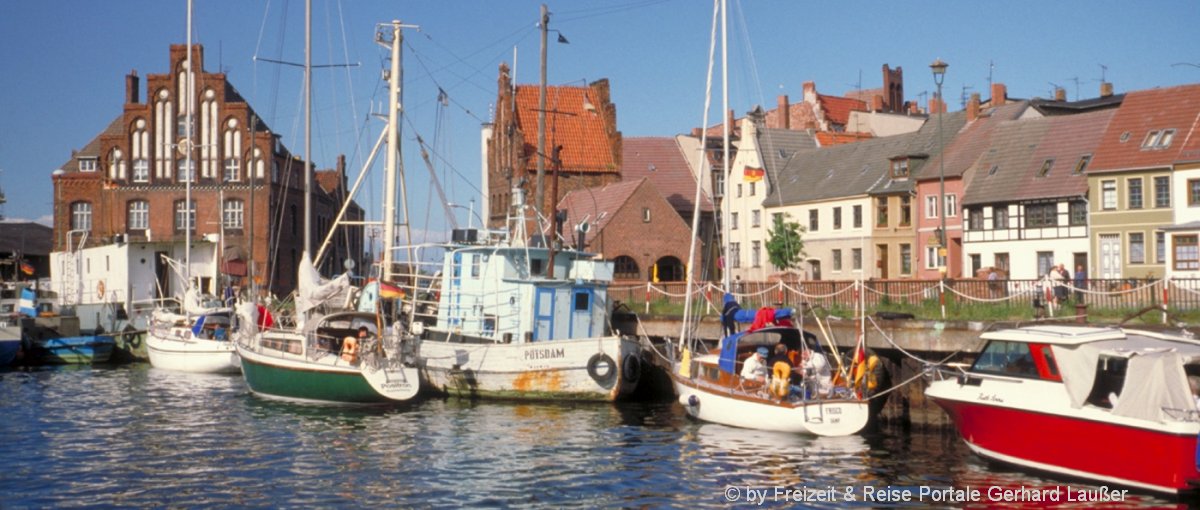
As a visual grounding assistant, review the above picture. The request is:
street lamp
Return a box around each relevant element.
[930,58,948,277]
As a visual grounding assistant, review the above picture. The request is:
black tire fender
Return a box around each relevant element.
[587,353,617,388]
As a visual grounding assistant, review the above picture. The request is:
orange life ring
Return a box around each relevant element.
[97,280,106,299]
[770,362,792,398]
[340,336,358,363]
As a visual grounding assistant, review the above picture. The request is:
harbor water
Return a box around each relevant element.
[0,365,1180,508]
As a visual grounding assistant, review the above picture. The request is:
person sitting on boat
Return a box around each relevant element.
[740,346,769,383]
[801,348,833,397]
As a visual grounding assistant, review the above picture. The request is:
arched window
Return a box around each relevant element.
[108,148,125,180]
[223,199,244,230]
[127,200,149,231]
[70,202,92,231]
[613,255,640,280]
[653,256,685,282]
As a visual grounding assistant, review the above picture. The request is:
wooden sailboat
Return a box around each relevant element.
[235,19,419,404]
[667,0,868,436]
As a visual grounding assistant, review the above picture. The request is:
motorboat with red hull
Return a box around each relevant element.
[926,325,1200,495]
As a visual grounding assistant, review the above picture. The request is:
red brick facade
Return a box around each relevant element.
[52,44,362,295]
[485,63,622,231]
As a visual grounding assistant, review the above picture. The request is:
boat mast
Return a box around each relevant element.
[720,0,731,294]
[381,20,415,282]
[679,0,723,345]
[303,0,313,257]
[184,0,194,285]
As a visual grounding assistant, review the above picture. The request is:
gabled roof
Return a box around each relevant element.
[558,178,647,244]
[1089,83,1200,173]
[818,95,867,126]
[756,128,819,178]
[815,131,874,147]
[1029,94,1124,116]
[622,137,713,213]
[914,101,1029,181]
[0,221,52,256]
[764,112,965,206]
[60,116,123,172]
[514,84,617,173]
[963,108,1114,206]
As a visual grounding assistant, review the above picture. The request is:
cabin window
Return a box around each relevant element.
[530,258,545,276]
[573,291,590,311]
[1085,356,1128,409]
[970,340,1038,378]
[471,254,482,278]
[1028,343,1062,382]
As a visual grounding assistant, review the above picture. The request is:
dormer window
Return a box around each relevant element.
[1142,129,1176,150]
[79,158,98,173]
[890,158,909,179]
[1037,158,1054,178]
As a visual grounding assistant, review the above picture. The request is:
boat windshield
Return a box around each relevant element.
[970,340,1039,378]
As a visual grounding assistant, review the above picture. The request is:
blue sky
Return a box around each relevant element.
[1,0,1198,236]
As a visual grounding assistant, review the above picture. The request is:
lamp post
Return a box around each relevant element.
[930,58,948,277]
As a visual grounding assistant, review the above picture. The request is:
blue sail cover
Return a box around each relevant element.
[718,330,746,374]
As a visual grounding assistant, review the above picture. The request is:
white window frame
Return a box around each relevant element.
[1101,180,1117,210]
[127,200,149,230]
[79,158,98,173]
[71,202,92,231]
[223,199,244,229]
[925,195,939,219]
[944,194,958,218]
[132,159,150,182]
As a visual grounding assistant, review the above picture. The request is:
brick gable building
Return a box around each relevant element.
[484,63,622,233]
[52,44,362,296]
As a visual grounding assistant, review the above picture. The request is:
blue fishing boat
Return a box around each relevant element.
[23,334,115,365]
[0,319,20,367]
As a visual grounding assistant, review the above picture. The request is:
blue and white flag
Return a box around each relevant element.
[18,288,36,317]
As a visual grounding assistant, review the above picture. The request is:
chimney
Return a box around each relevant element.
[126,70,140,104]
[777,95,790,129]
[727,109,735,131]
[1054,87,1066,102]
[991,83,1007,107]
[871,95,884,112]
[1100,82,1114,98]
[929,95,945,114]
[802,81,817,103]
[691,127,702,137]
[908,101,919,115]
[967,93,981,122]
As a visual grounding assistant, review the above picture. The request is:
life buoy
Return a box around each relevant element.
[587,353,617,388]
[97,280,106,299]
[621,354,641,384]
[770,362,791,399]
[124,332,142,350]
[341,337,359,363]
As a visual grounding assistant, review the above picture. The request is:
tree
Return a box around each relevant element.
[766,213,805,271]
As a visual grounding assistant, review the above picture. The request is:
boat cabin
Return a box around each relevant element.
[965,326,1200,419]
[427,244,614,344]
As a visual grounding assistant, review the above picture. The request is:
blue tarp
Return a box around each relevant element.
[18,288,36,317]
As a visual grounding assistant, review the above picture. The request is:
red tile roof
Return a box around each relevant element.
[1089,83,1200,173]
[818,94,867,126]
[622,137,713,212]
[514,84,617,173]
[558,178,647,244]
[815,131,873,147]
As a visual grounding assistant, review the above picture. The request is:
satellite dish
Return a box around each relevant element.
[577,221,590,233]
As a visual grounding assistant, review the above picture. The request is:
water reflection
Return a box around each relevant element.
[0,366,1184,508]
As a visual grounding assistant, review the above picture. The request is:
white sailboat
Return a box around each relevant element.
[668,0,868,436]
[145,0,240,374]
[235,19,419,404]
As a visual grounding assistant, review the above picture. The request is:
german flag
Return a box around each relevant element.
[743,166,764,182]
[19,261,34,276]
[378,281,406,299]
